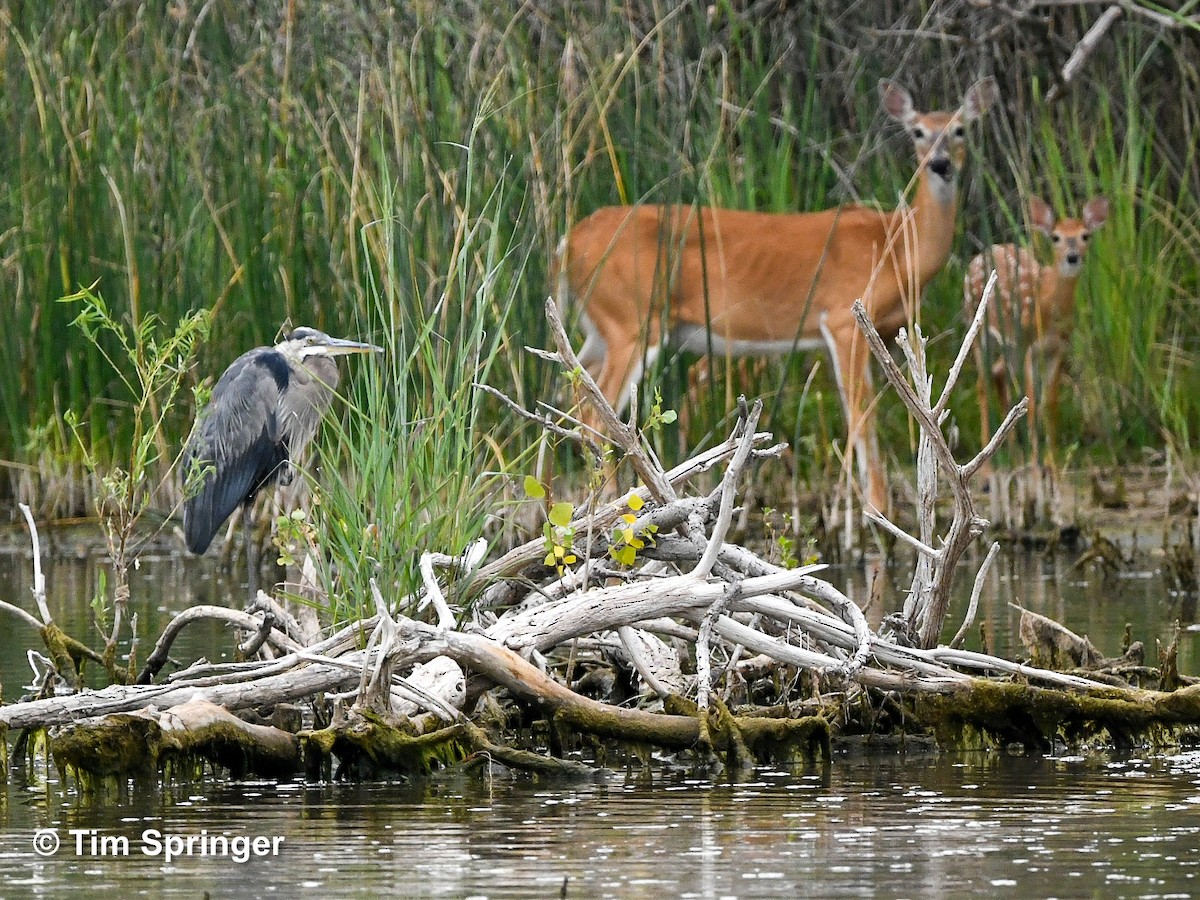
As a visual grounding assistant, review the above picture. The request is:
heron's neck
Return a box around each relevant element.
[294,355,340,388]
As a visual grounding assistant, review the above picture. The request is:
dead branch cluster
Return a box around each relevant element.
[4,288,1199,783]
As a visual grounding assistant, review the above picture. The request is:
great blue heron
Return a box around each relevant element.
[182,326,382,592]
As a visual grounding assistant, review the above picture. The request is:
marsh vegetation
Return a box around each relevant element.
[0,2,1199,782]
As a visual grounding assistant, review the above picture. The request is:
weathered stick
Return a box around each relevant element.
[18,503,52,625]
[137,606,303,684]
[851,297,1024,648]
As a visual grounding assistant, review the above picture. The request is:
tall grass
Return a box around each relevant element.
[312,127,532,618]
[0,1,1198,540]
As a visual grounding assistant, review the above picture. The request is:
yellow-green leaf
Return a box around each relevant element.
[523,475,546,499]
[627,493,645,511]
[549,501,573,527]
[544,552,557,567]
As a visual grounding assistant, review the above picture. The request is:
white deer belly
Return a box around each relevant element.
[671,323,824,356]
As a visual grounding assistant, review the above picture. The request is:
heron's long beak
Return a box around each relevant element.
[323,336,384,356]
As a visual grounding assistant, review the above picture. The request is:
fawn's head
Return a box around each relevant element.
[1029,196,1109,278]
[879,77,998,200]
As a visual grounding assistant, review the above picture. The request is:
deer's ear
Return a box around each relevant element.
[1083,197,1110,231]
[1028,197,1056,236]
[961,77,999,121]
[879,80,915,124]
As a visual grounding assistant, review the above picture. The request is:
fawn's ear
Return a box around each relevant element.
[879,80,915,124]
[1028,197,1056,237]
[961,77,999,122]
[1083,197,1110,231]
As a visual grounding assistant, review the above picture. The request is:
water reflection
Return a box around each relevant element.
[845,546,1200,670]
[1,754,1199,897]
[0,547,240,694]
[1,542,1195,693]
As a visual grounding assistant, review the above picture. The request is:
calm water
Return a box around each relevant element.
[1,755,1199,897]
[0,536,1199,897]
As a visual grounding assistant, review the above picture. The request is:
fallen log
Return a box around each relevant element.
[914,681,1200,753]
[51,698,300,783]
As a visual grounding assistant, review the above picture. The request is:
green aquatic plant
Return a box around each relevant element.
[60,284,210,679]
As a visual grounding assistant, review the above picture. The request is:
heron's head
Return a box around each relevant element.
[277,327,384,361]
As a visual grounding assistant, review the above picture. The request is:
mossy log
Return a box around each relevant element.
[913,681,1200,752]
[49,698,300,782]
[303,710,597,779]
[305,711,468,779]
[39,623,103,690]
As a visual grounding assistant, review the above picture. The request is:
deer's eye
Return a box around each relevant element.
[911,126,926,140]
[1051,234,1062,243]
[1081,233,1090,242]
[953,125,965,138]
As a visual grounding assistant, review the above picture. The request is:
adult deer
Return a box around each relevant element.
[556,77,997,513]
[965,195,1108,468]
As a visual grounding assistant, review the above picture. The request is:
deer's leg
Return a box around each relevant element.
[679,356,713,436]
[825,323,888,514]
[974,340,994,474]
[576,324,606,380]
[582,316,662,430]
[1024,346,1040,474]
[1043,348,1065,469]
[992,355,1015,467]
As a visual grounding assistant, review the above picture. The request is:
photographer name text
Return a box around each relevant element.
[33,827,284,863]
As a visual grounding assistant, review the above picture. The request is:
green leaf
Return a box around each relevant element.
[548,501,574,527]
[659,409,677,424]
[523,475,546,499]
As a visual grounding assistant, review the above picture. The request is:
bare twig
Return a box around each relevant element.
[137,606,302,684]
[693,399,762,580]
[1046,5,1124,101]
[951,542,1001,649]
[18,503,52,624]
[540,297,689,511]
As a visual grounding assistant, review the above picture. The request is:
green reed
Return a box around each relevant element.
[1,2,1198,540]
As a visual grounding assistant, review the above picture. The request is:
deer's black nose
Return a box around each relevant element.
[1066,252,1080,266]
[929,157,953,179]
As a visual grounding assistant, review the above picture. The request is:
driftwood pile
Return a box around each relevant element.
[4,286,1200,786]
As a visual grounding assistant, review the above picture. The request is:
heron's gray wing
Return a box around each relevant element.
[182,349,291,554]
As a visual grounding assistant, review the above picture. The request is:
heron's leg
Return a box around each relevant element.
[243,501,259,600]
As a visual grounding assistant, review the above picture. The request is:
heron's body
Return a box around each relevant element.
[182,328,381,565]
